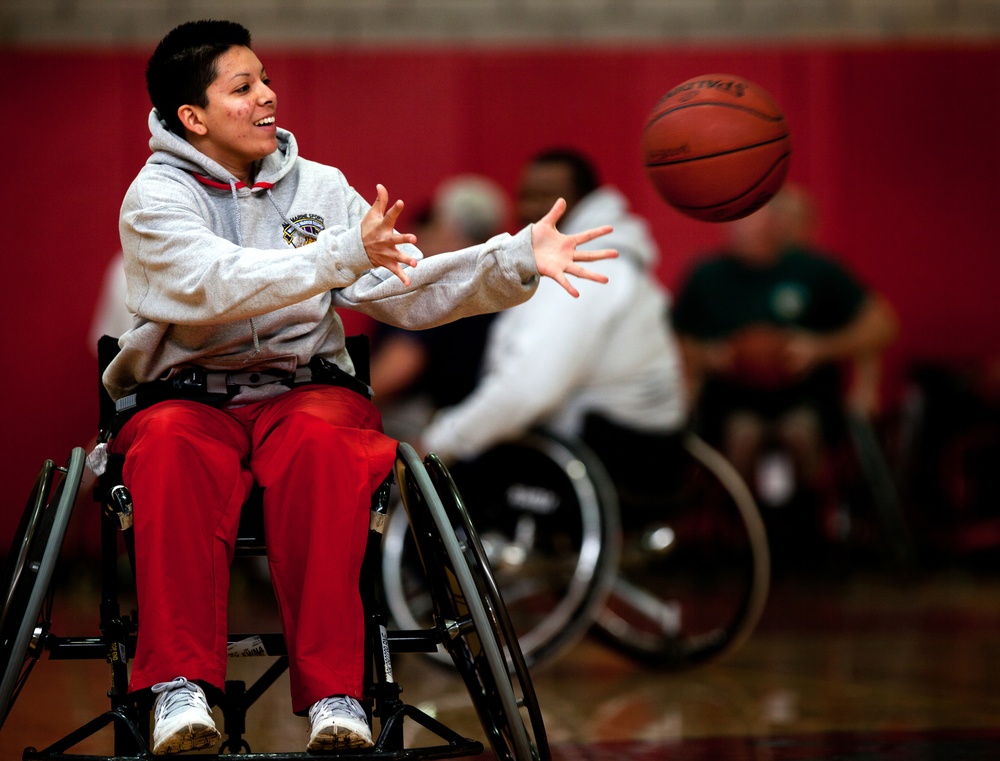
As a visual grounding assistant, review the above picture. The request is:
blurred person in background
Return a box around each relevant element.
[421,148,686,475]
[89,251,133,351]
[670,184,898,517]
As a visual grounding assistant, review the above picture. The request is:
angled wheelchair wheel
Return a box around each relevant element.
[0,448,85,729]
[593,433,770,668]
[423,453,549,757]
[385,431,619,670]
[394,443,549,761]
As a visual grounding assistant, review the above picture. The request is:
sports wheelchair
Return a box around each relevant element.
[0,337,549,760]
[383,415,771,671]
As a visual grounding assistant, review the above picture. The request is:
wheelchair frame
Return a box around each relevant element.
[1,443,548,760]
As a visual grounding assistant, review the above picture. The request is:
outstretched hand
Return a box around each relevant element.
[362,184,419,286]
[530,198,617,297]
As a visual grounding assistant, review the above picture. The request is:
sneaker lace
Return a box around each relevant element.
[309,695,366,726]
[152,677,211,722]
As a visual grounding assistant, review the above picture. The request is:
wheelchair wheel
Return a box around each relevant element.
[593,433,770,667]
[385,432,618,669]
[0,448,85,729]
[394,443,548,761]
[423,453,549,756]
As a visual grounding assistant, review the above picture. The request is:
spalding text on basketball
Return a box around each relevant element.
[663,78,748,102]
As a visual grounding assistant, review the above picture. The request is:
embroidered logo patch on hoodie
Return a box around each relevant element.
[283,213,325,247]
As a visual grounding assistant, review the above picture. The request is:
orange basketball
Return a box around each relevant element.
[642,74,791,222]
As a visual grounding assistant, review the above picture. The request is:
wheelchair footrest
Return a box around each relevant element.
[25,752,462,760]
[21,705,484,761]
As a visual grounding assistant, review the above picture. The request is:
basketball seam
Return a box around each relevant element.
[644,134,790,169]
[667,149,791,212]
[645,101,786,130]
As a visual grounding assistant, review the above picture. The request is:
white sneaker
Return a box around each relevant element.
[150,677,221,755]
[307,694,373,750]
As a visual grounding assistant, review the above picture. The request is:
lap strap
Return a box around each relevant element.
[112,356,372,434]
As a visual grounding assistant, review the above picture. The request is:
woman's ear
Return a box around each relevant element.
[177,104,208,136]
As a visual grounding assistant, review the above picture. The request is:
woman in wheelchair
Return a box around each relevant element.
[103,20,615,755]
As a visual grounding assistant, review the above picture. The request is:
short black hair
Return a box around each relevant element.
[146,20,252,135]
[530,148,600,202]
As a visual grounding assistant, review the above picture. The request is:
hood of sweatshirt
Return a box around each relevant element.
[146,108,298,191]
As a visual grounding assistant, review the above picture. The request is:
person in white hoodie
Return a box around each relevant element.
[105,22,616,755]
[422,149,686,466]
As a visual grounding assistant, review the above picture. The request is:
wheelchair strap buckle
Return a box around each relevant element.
[107,484,134,530]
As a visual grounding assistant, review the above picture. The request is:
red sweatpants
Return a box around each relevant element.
[110,385,398,713]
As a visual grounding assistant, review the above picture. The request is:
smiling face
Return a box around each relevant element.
[178,45,278,183]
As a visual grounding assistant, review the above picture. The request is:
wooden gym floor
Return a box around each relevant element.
[4,557,1000,760]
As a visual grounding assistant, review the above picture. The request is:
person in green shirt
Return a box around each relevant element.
[671,185,897,512]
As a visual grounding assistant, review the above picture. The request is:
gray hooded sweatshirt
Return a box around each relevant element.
[104,111,539,401]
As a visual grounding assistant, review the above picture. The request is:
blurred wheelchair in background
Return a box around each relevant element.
[383,416,770,671]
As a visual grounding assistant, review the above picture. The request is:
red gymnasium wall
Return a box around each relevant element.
[2,44,998,546]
